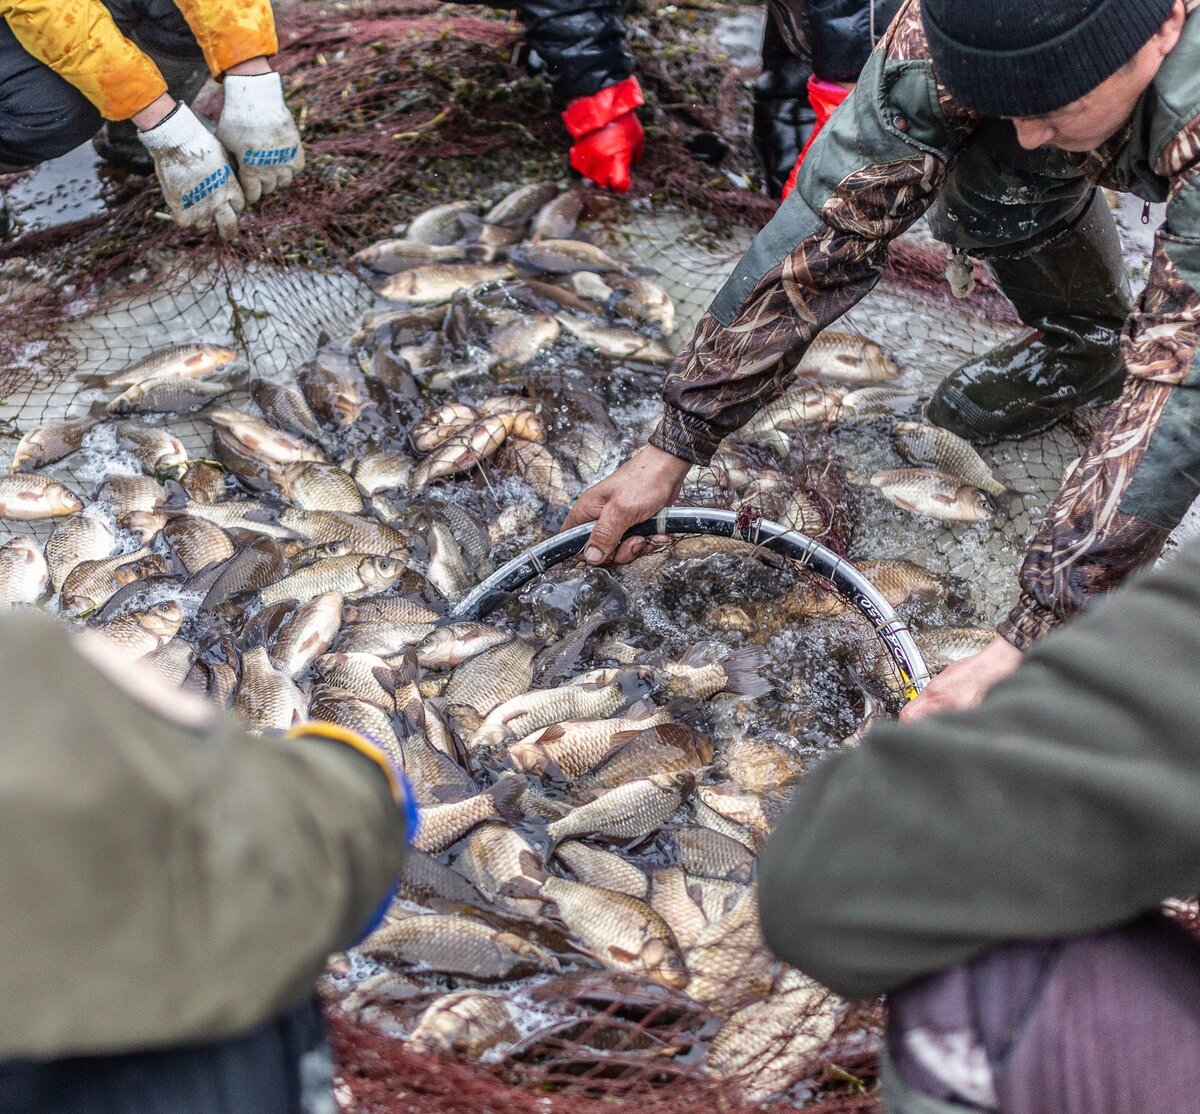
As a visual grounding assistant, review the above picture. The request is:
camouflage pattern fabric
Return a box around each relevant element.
[650,0,1200,649]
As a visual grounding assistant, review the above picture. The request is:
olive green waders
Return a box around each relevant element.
[924,120,1132,444]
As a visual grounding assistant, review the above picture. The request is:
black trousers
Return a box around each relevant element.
[0,0,202,168]
[0,999,331,1114]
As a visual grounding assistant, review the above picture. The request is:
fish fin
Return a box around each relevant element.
[392,647,419,687]
[992,486,1025,510]
[615,667,652,710]
[720,646,771,698]
[534,722,566,743]
[499,876,548,904]
[657,697,700,721]
[371,664,399,696]
[607,946,640,963]
[486,773,528,823]
[606,727,646,749]
[153,480,190,512]
[678,643,713,669]
[535,754,571,784]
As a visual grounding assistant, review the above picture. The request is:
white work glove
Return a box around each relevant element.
[216,72,305,204]
[139,103,245,241]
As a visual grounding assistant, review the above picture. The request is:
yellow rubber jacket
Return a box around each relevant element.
[0,0,278,121]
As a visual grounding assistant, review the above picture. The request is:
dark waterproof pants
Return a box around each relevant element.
[0,0,203,169]
[882,914,1200,1114]
[0,999,331,1114]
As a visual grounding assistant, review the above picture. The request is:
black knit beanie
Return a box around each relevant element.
[921,0,1176,117]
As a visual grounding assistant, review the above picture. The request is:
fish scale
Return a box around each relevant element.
[892,420,1009,497]
[540,875,687,989]
[444,639,538,718]
[546,772,693,844]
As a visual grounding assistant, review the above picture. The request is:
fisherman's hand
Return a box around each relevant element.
[561,444,691,565]
[216,71,305,205]
[899,636,1022,725]
[138,102,245,241]
[562,77,644,193]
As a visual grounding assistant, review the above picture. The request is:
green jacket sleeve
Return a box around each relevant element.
[758,538,1200,1000]
[0,612,407,1059]
[649,0,979,465]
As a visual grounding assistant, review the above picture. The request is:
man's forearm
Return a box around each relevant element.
[649,2,975,464]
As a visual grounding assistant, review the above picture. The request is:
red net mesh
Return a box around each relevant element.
[327,1006,885,1113]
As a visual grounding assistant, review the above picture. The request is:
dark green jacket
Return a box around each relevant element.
[0,613,407,1058]
[759,539,1200,1000]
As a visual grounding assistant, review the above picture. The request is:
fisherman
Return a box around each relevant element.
[0,613,412,1113]
[755,0,902,198]
[0,0,304,239]
[757,538,1200,1111]
[489,0,894,195]
[564,0,1198,721]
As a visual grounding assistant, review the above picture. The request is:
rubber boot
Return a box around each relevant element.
[926,189,1132,444]
[753,14,816,200]
[93,53,208,174]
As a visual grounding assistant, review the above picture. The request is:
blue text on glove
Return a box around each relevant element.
[181,164,232,210]
[242,145,299,167]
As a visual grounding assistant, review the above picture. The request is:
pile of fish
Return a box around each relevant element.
[0,182,999,1102]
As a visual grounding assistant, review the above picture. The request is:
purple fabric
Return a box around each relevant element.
[886,914,1200,1114]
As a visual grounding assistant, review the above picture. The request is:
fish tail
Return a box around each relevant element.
[487,772,528,822]
[720,646,771,698]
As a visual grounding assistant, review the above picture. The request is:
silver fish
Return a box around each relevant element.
[891,421,1009,498]
[11,416,98,473]
[403,200,477,245]
[380,263,514,306]
[0,475,82,519]
[868,468,994,522]
[271,592,344,677]
[546,772,693,844]
[484,182,558,228]
[45,511,116,591]
[556,314,674,363]
[0,536,48,606]
[796,331,901,382]
[82,343,236,389]
[235,644,308,731]
[530,189,584,240]
[540,875,688,989]
[106,375,230,415]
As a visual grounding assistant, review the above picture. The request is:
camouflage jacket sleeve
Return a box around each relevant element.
[999,118,1200,648]
[650,0,979,466]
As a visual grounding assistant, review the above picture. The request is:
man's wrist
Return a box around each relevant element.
[132,93,178,132]
[224,56,273,78]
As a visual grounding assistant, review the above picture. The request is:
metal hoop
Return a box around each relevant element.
[451,507,930,700]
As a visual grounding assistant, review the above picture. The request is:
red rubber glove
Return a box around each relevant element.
[781,75,851,200]
[562,76,645,193]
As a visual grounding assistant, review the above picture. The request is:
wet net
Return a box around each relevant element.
[0,1,1170,1111]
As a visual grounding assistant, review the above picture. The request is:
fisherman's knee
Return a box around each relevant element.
[0,66,100,169]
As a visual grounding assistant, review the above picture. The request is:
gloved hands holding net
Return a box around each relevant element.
[138,70,304,241]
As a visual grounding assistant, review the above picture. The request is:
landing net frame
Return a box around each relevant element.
[452,507,931,701]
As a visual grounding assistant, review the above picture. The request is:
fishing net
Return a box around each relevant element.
[0,1,1173,1110]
